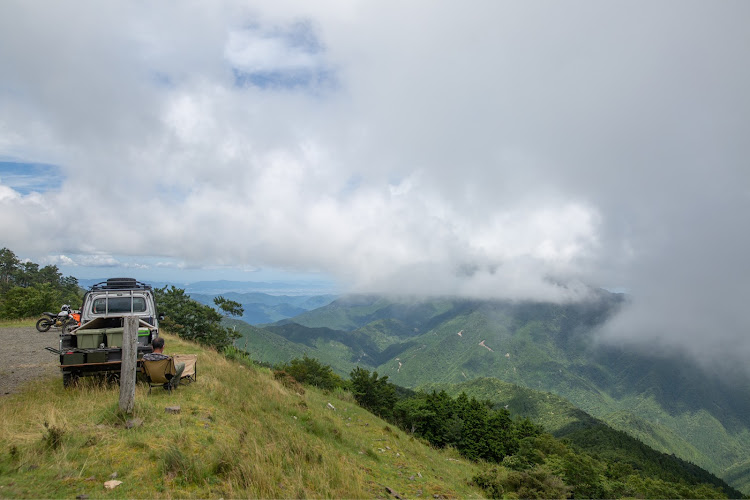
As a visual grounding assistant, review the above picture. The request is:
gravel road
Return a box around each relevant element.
[0,326,60,396]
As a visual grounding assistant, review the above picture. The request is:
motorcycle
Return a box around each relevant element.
[36,304,81,334]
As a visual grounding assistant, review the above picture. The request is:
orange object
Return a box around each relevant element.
[72,312,81,323]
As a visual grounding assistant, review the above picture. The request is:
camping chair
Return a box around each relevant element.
[172,354,197,384]
[141,357,177,394]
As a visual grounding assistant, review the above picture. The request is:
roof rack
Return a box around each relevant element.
[90,278,153,291]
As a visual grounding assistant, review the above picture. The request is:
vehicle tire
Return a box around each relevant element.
[61,319,76,334]
[63,371,79,388]
[36,317,52,332]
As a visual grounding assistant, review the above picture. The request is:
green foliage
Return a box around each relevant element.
[393,390,526,463]
[277,354,345,391]
[424,377,745,498]
[213,295,244,317]
[154,286,240,349]
[349,367,397,419]
[0,248,82,319]
[473,466,570,500]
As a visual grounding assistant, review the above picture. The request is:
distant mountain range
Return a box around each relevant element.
[190,292,336,324]
[227,291,750,493]
[76,278,339,296]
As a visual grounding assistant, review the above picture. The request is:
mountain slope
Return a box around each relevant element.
[420,377,738,496]
[0,332,485,498]
[261,292,750,492]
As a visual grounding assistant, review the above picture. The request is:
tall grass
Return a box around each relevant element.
[0,332,484,498]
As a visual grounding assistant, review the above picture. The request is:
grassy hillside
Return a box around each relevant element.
[256,293,750,493]
[0,332,485,498]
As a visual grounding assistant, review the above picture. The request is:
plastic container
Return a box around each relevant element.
[107,332,123,347]
[76,332,104,349]
[137,329,151,346]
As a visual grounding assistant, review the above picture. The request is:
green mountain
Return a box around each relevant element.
[191,291,336,324]
[419,377,741,498]
[237,292,750,493]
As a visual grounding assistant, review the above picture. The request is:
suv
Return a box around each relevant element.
[49,278,161,387]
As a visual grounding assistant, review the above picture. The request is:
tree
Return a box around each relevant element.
[154,286,240,349]
[0,249,82,319]
[213,295,244,317]
[486,408,519,461]
[0,247,20,292]
[349,367,397,419]
[457,396,490,461]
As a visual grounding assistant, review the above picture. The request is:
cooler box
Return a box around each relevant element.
[76,331,104,349]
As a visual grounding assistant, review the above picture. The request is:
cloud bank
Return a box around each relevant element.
[0,1,749,368]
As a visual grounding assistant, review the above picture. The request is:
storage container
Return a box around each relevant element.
[76,332,104,349]
[62,352,85,365]
[137,328,151,346]
[86,351,107,363]
[107,332,123,347]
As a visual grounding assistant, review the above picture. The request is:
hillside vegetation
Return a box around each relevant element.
[0,248,82,320]
[235,293,750,493]
[0,332,484,498]
[420,377,736,496]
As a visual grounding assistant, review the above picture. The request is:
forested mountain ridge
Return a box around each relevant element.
[232,291,750,492]
[190,291,336,324]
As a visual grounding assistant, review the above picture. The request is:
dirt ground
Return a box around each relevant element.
[0,326,60,396]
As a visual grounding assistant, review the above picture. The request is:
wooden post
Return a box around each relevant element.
[119,316,138,414]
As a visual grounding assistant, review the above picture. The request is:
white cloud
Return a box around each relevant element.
[44,255,77,267]
[0,1,749,368]
[77,255,121,268]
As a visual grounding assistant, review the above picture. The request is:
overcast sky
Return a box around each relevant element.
[1,1,748,367]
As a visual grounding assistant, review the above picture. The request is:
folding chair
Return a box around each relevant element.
[141,357,176,394]
[172,354,197,384]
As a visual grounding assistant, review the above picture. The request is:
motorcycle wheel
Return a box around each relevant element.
[62,320,74,334]
[36,317,52,332]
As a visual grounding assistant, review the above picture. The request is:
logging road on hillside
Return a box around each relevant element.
[0,326,59,396]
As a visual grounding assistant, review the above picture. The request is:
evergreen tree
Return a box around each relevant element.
[349,367,397,419]
[154,285,240,349]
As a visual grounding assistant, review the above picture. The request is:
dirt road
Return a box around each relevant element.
[0,326,60,396]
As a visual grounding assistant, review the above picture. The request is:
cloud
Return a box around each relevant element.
[0,1,749,372]
[44,255,77,267]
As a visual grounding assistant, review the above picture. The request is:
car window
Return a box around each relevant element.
[92,298,106,314]
[91,296,148,314]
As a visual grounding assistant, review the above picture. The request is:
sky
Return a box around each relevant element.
[1,1,749,369]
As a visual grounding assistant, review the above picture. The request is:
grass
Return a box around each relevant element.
[0,332,485,498]
[0,318,36,328]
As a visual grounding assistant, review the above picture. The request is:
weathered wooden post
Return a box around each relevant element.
[119,316,138,414]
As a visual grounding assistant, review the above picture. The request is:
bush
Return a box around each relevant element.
[473,466,570,499]
[277,355,344,391]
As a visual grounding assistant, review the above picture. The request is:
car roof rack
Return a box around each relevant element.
[90,278,152,291]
